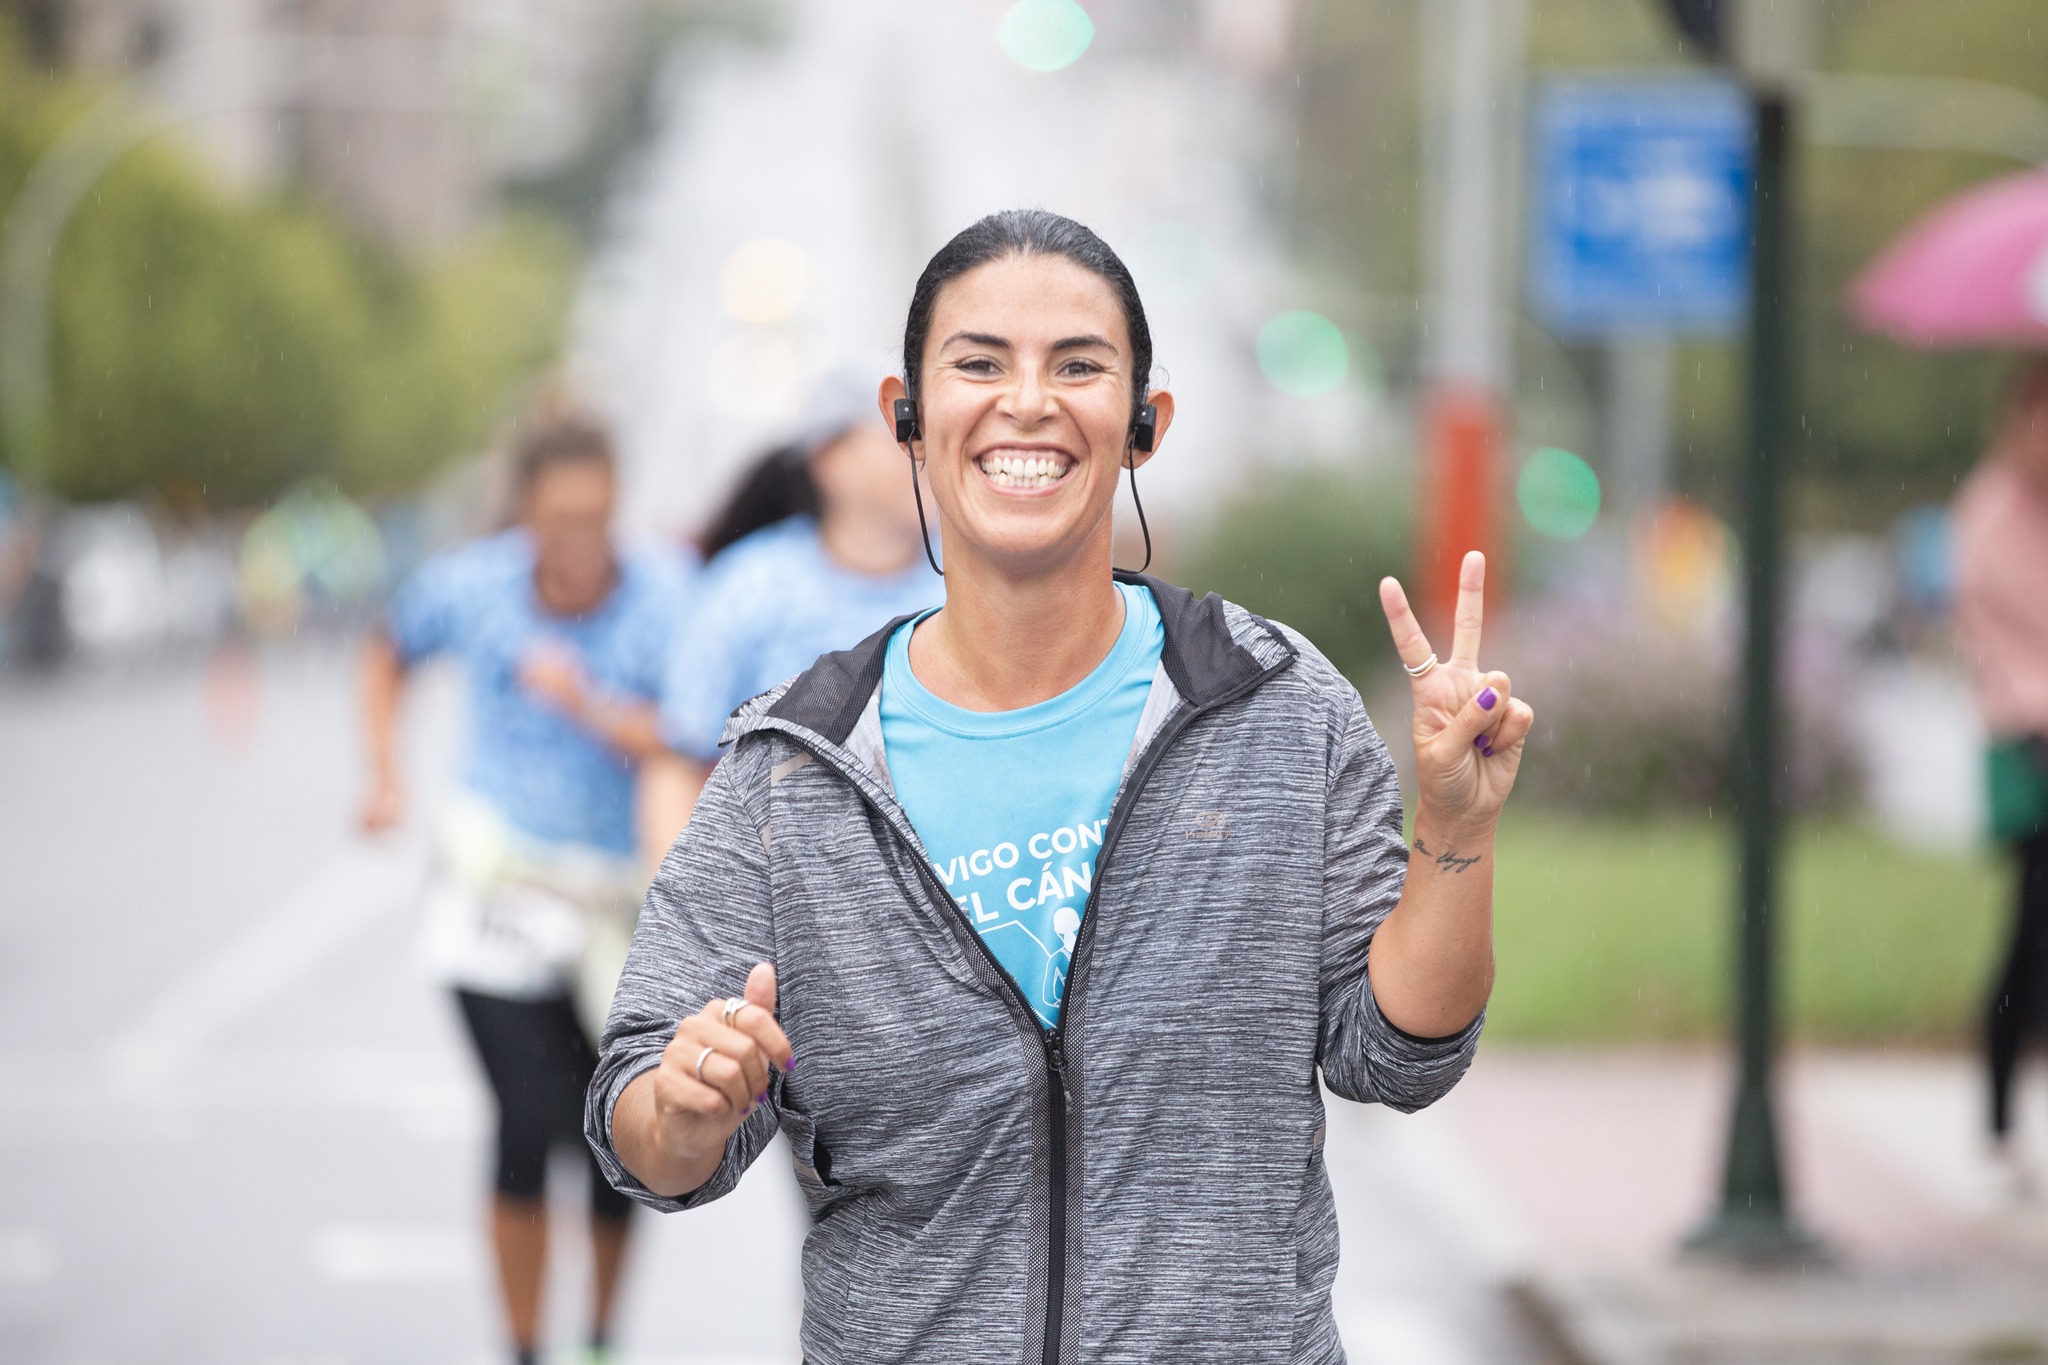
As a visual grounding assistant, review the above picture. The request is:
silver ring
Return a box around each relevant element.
[694,1045,717,1083]
[722,999,748,1028]
[1405,652,1440,679]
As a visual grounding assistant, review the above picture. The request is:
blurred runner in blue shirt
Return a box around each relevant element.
[638,366,938,863]
[357,412,681,1365]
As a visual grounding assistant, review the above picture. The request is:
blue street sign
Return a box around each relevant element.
[1529,76,1753,337]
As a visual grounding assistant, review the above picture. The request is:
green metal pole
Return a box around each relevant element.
[1685,90,1820,1265]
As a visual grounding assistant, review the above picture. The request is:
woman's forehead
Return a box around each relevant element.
[931,254,1129,354]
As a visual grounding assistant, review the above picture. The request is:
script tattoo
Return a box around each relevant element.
[1412,837,1482,875]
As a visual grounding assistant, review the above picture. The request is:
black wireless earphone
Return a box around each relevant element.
[1132,402,1157,455]
[892,398,1157,577]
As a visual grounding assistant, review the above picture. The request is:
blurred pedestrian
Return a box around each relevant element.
[636,366,938,864]
[358,412,679,1364]
[588,210,1531,1362]
[1956,359,2048,1191]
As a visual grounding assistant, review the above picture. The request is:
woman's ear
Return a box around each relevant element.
[878,375,910,437]
[1129,390,1174,470]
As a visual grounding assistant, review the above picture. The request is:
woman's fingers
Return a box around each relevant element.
[1489,698,1535,755]
[658,1024,750,1120]
[1445,671,1512,752]
[735,962,793,1069]
[698,1008,774,1099]
[732,1004,792,1072]
[1448,551,1486,669]
[1378,576,1437,674]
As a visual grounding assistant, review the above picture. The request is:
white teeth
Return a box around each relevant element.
[978,452,1069,489]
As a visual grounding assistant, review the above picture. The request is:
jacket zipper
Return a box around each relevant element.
[1034,652,1293,1364]
[766,644,1287,1365]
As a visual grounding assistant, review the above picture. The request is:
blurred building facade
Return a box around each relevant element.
[10,0,634,242]
[573,0,1389,543]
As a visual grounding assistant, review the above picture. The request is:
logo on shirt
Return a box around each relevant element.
[1188,810,1229,841]
[932,818,1108,1026]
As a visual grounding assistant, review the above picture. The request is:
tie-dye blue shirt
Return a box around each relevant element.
[385,531,688,854]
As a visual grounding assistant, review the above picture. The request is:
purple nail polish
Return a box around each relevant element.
[1474,735,1489,749]
[1478,686,1498,711]
[785,1053,797,1072]
[757,1091,768,1105]
[1480,737,1494,756]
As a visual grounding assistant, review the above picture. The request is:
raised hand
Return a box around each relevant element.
[1377,551,1535,828]
[517,640,591,717]
[646,962,792,1171]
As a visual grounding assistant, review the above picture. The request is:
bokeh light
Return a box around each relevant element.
[1517,446,1602,540]
[1633,497,1734,625]
[717,238,810,324]
[1256,310,1350,396]
[998,0,1094,72]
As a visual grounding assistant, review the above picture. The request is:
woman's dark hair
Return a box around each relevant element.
[514,413,614,491]
[698,443,821,561]
[903,209,1153,430]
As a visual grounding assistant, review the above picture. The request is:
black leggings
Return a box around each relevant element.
[455,990,634,1221]
[1988,832,2048,1137]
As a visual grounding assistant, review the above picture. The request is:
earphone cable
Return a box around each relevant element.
[1121,446,1153,576]
[907,446,945,577]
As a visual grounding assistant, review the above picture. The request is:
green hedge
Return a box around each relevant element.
[1173,467,1413,685]
[1487,814,2007,1043]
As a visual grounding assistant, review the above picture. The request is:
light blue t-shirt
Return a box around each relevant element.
[880,582,1164,1029]
[661,516,939,760]
[386,531,689,855]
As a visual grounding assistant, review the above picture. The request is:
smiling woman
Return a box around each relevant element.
[589,209,1536,1365]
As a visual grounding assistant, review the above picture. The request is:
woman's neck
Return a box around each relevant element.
[909,541,1126,713]
[818,507,922,578]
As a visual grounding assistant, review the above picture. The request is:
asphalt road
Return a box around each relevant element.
[0,645,1543,1365]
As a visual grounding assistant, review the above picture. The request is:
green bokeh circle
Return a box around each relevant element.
[998,0,1094,71]
[1517,447,1602,540]
[1256,310,1349,396]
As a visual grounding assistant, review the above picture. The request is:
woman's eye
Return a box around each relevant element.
[1059,360,1105,377]
[954,358,1000,376]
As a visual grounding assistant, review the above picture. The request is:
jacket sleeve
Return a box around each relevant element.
[585,739,783,1212]
[1316,688,1483,1112]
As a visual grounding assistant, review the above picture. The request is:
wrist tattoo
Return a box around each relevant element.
[1412,837,1482,875]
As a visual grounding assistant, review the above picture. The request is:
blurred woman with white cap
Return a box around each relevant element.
[637,366,939,863]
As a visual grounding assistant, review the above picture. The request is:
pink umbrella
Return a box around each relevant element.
[1850,169,2048,349]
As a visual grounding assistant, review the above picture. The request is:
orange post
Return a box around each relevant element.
[1417,382,1503,637]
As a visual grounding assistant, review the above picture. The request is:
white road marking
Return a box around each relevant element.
[104,839,425,1091]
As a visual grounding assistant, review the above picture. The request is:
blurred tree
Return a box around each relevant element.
[0,23,577,509]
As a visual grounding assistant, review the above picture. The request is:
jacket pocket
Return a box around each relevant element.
[1290,1124,1345,1362]
[781,1109,839,1198]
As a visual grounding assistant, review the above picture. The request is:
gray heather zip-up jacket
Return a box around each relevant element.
[587,574,1483,1365]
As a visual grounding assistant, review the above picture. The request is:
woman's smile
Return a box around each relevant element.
[974,444,1077,493]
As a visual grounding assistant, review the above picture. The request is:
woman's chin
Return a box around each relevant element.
[949,510,1099,573]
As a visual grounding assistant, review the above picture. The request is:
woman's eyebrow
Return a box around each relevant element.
[1051,334,1116,353]
[940,331,1011,350]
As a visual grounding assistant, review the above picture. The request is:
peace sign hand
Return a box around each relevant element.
[1378,551,1535,829]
